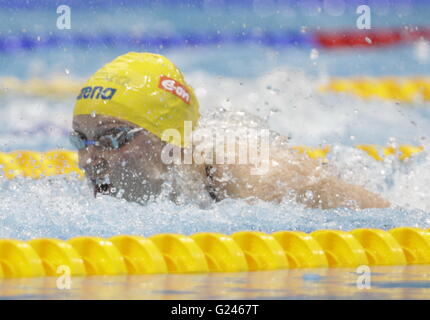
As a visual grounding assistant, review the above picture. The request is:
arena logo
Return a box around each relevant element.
[158,75,190,104]
[76,86,117,100]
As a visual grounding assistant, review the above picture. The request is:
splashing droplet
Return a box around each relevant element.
[310,48,319,60]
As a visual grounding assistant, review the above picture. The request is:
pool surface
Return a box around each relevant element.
[1,0,430,300]
[1,266,430,299]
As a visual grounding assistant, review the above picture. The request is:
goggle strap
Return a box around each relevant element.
[127,128,144,136]
[70,127,143,150]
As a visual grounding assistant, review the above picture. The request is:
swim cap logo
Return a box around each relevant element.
[158,76,190,104]
[77,86,117,100]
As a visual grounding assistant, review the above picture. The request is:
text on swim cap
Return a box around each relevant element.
[158,76,190,105]
[77,86,117,100]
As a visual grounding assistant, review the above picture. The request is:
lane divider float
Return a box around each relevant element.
[0,150,83,179]
[315,28,430,49]
[320,77,430,103]
[0,146,424,179]
[0,30,314,53]
[2,76,430,104]
[0,27,428,53]
[0,228,429,278]
[0,77,82,98]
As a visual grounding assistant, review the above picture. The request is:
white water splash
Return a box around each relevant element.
[0,68,429,239]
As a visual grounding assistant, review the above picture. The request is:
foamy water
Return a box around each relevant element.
[0,67,429,240]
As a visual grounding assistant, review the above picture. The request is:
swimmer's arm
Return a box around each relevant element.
[209,158,390,209]
[208,143,389,209]
[295,176,390,209]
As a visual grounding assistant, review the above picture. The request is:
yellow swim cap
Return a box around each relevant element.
[73,52,200,147]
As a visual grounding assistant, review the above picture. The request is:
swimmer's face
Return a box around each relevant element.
[72,114,167,202]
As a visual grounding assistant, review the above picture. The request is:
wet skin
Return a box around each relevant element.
[73,114,390,209]
[72,114,170,203]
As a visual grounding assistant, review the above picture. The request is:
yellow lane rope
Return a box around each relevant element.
[1,77,430,103]
[0,228,429,277]
[0,77,82,98]
[319,77,430,103]
[0,145,424,179]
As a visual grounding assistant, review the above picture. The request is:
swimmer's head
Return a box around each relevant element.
[72,114,168,202]
[73,52,200,147]
[72,52,200,201]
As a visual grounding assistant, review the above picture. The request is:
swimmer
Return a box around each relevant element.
[71,52,390,209]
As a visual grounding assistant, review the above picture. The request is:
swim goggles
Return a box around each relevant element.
[69,127,143,150]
